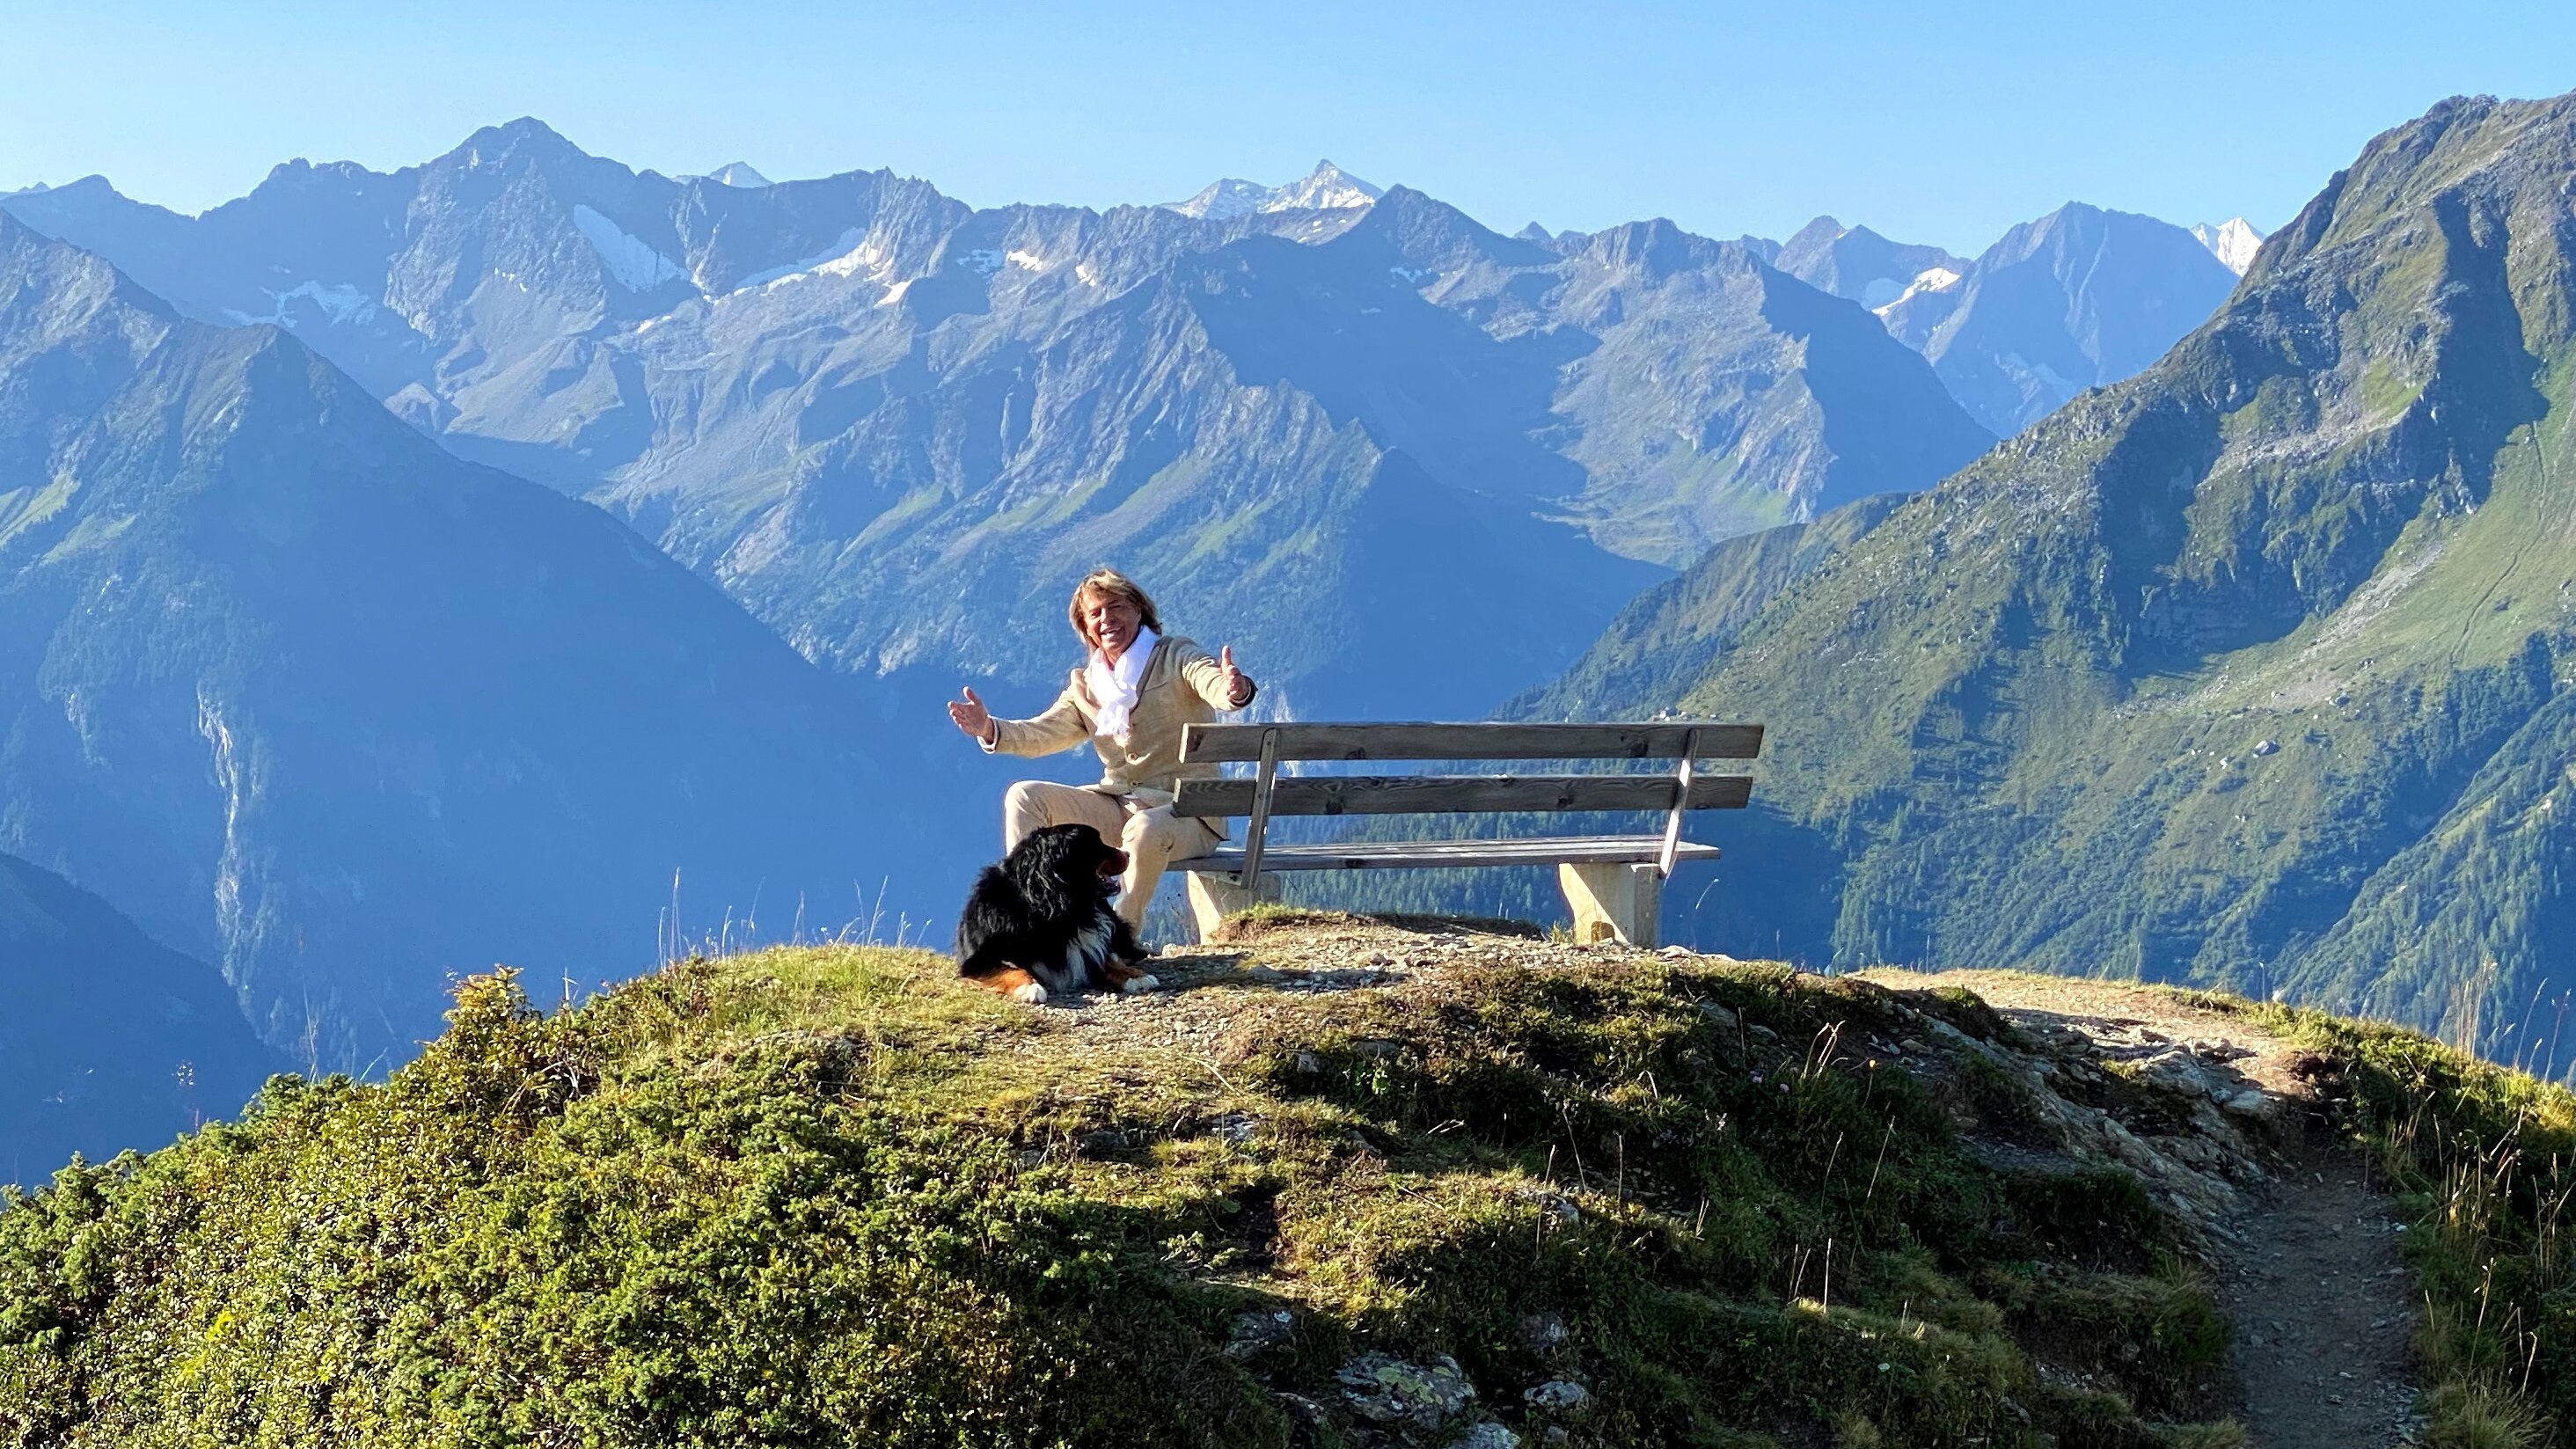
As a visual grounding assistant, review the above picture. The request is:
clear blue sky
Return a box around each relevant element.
[4,1,2569,253]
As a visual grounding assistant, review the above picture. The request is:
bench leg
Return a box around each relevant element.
[1559,863,1661,948]
[1184,871,1280,942]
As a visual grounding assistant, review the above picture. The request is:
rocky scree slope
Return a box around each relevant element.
[0,212,931,1076]
[5,908,2508,1447]
[1531,91,2576,1053]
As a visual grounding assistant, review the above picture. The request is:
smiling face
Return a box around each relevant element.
[1078,588,1145,659]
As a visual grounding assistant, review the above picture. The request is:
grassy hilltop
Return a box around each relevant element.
[3,914,2570,1446]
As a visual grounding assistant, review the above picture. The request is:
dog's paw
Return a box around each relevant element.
[1120,972,1161,995]
[1009,981,1050,1005]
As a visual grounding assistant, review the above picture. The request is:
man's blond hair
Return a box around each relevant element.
[1068,568,1161,648]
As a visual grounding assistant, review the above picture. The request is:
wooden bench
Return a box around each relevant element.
[1166,721,1762,948]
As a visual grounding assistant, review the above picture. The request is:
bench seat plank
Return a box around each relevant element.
[1174,836,1722,873]
[1180,721,1762,764]
[1173,773,1751,818]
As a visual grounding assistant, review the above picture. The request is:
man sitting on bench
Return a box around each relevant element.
[947,567,1259,934]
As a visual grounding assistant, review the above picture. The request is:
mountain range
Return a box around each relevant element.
[0,126,2237,701]
[1528,91,2576,1052]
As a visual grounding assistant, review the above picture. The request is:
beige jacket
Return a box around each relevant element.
[987,636,1253,805]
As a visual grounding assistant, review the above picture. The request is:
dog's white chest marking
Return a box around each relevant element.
[1065,918,1115,977]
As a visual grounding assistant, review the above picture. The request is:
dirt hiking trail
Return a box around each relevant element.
[1872,971,2425,1449]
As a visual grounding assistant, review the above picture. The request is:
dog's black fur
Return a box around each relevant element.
[956,823,1156,1001]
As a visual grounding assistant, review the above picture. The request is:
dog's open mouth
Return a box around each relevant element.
[1096,850,1130,893]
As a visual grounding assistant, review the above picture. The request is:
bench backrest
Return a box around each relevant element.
[1177,721,1762,765]
[1171,721,1763,879]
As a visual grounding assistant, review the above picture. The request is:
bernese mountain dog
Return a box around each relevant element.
[957,823,1161,1004]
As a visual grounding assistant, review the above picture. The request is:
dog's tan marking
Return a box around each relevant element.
[969,967,1050,1004]
[1101,960,1160,994]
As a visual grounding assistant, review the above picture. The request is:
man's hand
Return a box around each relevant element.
[1217,646,1255,709]
[948,686,996,744]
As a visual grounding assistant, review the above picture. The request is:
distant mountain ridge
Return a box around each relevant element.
[1767,209,2247,437]
[1162,160,1383,218]
[0,121,1992,711]
[1775,216,1969,309]
[1877,201,2242,435]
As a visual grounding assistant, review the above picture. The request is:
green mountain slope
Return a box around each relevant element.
[0,852,281,1182]
[1550,91,2576,1052]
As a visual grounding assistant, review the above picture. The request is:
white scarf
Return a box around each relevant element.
[1084,627,1158,742]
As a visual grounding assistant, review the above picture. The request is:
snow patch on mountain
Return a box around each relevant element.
[572,204,686,291]
[2191,217,2264,275]
[1873,266,1962,317]
[733,229,870,289]
[1163,161,1382,218]
[706,163,771,188]
[1167,178,1272,221]
[815,238,894,282]
[1267,161,1381,212]
[223,281,380,329]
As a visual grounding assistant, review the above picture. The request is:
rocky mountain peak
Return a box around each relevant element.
[1775,214,1969,310]
[1269,159,1382,211]
[1162,158,1382,219]
[2190,216,2265,274]
[445,116,595,174]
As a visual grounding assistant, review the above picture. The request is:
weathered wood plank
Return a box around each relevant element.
[1172,773,1752,818]
[1179,721,1763,764]
[1173,837,1723,872]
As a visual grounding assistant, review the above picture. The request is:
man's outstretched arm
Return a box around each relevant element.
[952,681,1090,755]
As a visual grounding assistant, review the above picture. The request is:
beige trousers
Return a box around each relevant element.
[1002,781,1221,931]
